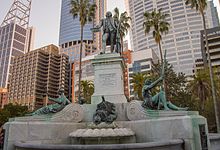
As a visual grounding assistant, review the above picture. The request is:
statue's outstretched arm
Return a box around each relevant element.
[148,77,163,89]
[97,19,103,28]
[91,19,103,32]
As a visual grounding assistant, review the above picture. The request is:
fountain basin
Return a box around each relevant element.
[14,139,184,150]
[69,128,136,144]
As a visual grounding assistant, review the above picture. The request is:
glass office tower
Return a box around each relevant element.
[59,0,106,61]
[0,0,34,88]
[125,0,219,75]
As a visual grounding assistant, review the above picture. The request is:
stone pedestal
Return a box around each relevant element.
[91,53,127,104]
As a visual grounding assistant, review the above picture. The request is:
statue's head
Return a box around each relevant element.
[144,79,152,85]
[106,11,112,18]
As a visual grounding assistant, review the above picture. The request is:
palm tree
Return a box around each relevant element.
[70,0,96,103]
[185,0,220,133]
[189,69,211,111]
[81,80,94,104]
[143,8,170,61]
[130,73,147,100]
[113,7,131,53]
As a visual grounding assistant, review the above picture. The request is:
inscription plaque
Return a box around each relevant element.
[99,73,117,87]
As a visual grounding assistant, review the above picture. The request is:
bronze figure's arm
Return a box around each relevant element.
[91,19,103,32]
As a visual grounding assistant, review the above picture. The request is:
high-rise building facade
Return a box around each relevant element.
[196,27,220,72]
[125,0,219,75]
[59,0,106,62]
[8,45,69,110]
[0,0,34,88]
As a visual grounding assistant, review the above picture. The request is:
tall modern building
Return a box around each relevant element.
[59,0,106,61]
[8,45,69,110]
[0,0,34,88]
[125,0,219,75]
[195,27,220,72]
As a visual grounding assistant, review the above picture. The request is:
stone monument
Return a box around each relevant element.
[2,9,220,150]
[91,53,127,104]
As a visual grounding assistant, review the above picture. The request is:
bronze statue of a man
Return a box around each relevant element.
[91,11,121,54]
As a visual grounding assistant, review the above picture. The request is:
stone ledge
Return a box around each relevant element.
[14,139,184,150]
[11,104,84,123]
[127,100,198,121]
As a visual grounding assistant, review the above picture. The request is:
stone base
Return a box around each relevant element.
[210,133,220,150]
[91,94,127,105]
[4,115,210,150]
[91,53,127,104]
[3,101,213,150]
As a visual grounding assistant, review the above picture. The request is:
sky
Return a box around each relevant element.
[0,0,125,49]
[0,0,219,49]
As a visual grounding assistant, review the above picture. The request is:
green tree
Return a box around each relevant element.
[130,73,148,100]
[185,0,220,133]
[189,69,211,111]
[143,9,170,61]
[151,62,188,104]
[81,80,94,104]
[0,103,29,146]
[70,0,96,103]
[0,103,29,126]
[113,7,131,52]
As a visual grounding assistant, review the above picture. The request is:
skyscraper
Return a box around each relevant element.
[195,26,220,72]
[0,0,34,88]
[8,45,69,110]
[59,0,106,61]
[125,0,219,75]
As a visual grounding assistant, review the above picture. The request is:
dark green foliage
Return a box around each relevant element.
[143,9,170,60]
[130,73,148,100]
[0,103,29,126]
[0,104,29,147]
[150,62,188,103]
[188,69,220,132]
